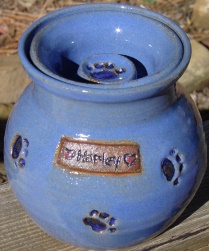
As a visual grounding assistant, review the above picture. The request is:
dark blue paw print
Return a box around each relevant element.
[83,209,117,233]
[11,134,29,169]
[161,148,185,186]
[87,61,126,81]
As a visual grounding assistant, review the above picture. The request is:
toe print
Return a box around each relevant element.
[83,210,117,233]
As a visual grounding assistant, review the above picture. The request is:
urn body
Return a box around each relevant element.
[4,4,207,250]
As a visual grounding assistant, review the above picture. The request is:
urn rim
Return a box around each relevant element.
[18,3,191,102]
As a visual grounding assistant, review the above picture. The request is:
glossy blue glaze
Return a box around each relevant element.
[4,3,206,250]
[77,53,137,83]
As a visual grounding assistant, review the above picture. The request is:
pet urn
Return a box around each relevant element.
[4,3,207,250]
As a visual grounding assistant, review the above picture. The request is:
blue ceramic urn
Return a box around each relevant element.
[4,3,207,250]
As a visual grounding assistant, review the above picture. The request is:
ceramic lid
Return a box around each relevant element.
[19,4,191,102]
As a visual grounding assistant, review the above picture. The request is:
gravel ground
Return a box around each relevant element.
[0,0,204,55]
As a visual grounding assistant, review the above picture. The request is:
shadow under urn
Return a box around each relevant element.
[4,3,207,250]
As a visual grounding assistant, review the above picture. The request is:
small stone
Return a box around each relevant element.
[0,103,13,120]
[18,0,37,8]
[201,39,209,49]
[0,172,8,184]
[0,34,13,47]
[192,0,209,30]
[190,91,198,104]
[196,91,209,110]
[178,39,209,92]
[0,162,7,184]
[191,89,209,110]
[0,54,30,104]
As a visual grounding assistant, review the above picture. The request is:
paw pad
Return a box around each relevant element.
[161,148,185,186]
[83,209,117,233]
[11,134,29,169]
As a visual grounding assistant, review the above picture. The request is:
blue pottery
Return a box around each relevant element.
[4,3,207,250]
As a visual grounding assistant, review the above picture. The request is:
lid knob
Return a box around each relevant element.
[77,53,137,84]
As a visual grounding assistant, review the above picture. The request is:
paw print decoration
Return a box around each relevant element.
[77,53,137,84]
[83,210,117,233]
[161,148,185,186]
[11,134,29,169]
[87,61,125,81]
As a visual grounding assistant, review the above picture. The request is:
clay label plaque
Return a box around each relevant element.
[54,137,142,175]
